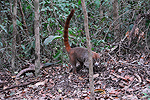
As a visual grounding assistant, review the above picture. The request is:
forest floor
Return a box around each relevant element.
[0,52,150,100]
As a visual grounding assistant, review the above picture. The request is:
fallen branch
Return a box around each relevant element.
[16,67,35,78]
[16,61,60,78]
[0,80,38,93]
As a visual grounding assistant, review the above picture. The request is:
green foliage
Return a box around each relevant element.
[0,25,7,33]
[142,92,150,99]
[94,0,100,9]
[78,0,81,5]
[146,20,150,27]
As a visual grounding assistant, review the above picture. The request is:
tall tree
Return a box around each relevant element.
[81,0,94,99]
[112,0,119,36]
[99,1,103,19]
[34,0,40,76]
[18,0,29,36]
[12,0,17,72]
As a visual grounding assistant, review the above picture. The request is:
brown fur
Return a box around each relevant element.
[64,9,100,73]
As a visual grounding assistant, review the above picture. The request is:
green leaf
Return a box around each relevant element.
[0,25,7,33]
[21,45,25,50]
[95,0,100,8]
[44,35,61,45]
[0,42,3,47]
[146,20,150,27]
[41,7,47,12]
[142,92,147,96]
[26,5,31,10]
[53,51,61,59]
[129,24,134,30]
[57,30,63,34]
[101,17,106,22]
[78,0,81,5]
[17,19,22,26]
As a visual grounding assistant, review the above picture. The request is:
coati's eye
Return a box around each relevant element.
[97,58,99,61]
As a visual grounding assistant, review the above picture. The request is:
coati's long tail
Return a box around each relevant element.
[64,9,75,53]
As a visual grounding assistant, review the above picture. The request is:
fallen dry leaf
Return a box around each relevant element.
[94,89,106,94]
[78,76,83,80]
[93,73,99,78]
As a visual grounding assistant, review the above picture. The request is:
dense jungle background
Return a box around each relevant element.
[0,0,150,99]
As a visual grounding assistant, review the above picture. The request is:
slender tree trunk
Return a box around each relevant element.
[99,1,103,19]
[12,0,17,72]
[34,0,40,76]
[18,0,29,36]
[112,0,119,36]
[81,0,94,99]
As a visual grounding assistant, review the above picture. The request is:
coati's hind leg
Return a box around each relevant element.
[76,61,84,72]
[69,55,77,73]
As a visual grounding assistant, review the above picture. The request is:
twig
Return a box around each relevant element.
[110,72,128,82]
[128,12,150,46]
[104,10,129,40]
[123,78,136,94]
[118,60,149,67]
[107,53,117,64]
[145,24,150,53]
[24,0,34,8]
[108,32,127,54]
[134,73,142,86]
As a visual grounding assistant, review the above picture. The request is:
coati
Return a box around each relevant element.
[64,9,100,73]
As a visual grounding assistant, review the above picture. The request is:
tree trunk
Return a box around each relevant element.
[34,0,40,76]
[99,1,103,19]
[12,0,17,72]
[81,0,94,99]
[18,0,29,36]
[113,0,119,36]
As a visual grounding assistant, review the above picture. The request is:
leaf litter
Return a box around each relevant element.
[0,51,150,100]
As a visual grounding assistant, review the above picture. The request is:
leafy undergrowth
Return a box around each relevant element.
[0,54,150,100]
